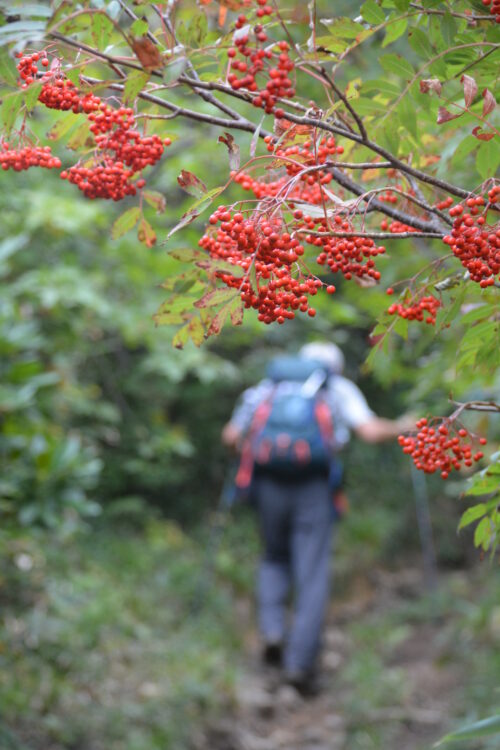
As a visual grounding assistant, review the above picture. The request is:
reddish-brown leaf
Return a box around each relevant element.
[472,126,496,142]
[419,78,442,95]
[482,88,496,117]
[131,36,164,70]
[177,170,207,198]
[143,190,167,213]
[137,216,157,247]
[218,132,240,171]
[437,106,461,124]
[460,74,478,108]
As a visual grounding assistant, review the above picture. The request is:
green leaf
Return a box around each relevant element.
[450,134,478,168]
[187,315,205,346]
[66,121,94,150]
[123,69,150,105]
[46,114,79,141]
[382,16,407,47]
[321,16,368,39]
[380,53,414,79]
[172,321,190,349]
[476,138,500,181]
[24,82,42,111]
[207,302,232,336]
[361,0,385,25]
[465,472,500,497]
[441,13,457,46]
[229,296,244,326]
[474,516,492,549]
[131,18,148,36]
[436,715,500,746]
[362,79,401,98]
[111,207,141,239]
[397,95,418,139]
[194,287,237,309]
[1,90,25,133]
[458,503,487,530]
[407,27,433,60]
[91,11,114,49]
[0,49,18,86]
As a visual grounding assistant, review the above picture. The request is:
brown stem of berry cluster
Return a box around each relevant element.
[408,3,496,22]
[450,400,500,415]
[328,168,446,234]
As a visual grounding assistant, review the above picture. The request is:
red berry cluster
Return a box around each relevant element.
[0,141,61,171]
[15,50,49,86]
[378,190,398,205]
[435,196,453,210]
[14,52,172,199]
[199,207,326,323]
[306,214,385,282]
[233,133,343,205]
[227,1,295,115]
[380,219,417,234]
[399,418,487,479]
[38,78,82,111]
[387,293,441,325]
[443,191,500,287]
[482,0,500,23]
[60,161,137,201]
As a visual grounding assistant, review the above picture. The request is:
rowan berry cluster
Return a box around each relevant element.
[0,142,61,171]
[443,191,500,286]
[227,1,295,115]
[482,0,500,23]
[305,214,385,282]
[16,50,49,86]
[14,51,171,198]
[387,293,441,325]
[60,161,137,201]
[380,219,417,234]
[435,196,453,210]
[233,133,342,204]
[200,206,325,323]
[399,418,487,479]
[378,190,398,204]
[38,78,82,111]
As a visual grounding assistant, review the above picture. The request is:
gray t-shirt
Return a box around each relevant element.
[229,375,374,450]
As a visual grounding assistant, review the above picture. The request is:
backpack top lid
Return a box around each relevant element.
[266,355,330,384]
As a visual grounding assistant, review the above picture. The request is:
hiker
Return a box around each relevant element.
[222,342,413,694]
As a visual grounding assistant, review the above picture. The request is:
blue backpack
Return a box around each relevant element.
[249,355,335,477]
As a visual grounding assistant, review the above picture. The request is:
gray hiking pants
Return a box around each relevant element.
[254,474,335,673]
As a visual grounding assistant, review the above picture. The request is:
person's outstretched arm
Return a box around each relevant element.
[354,414,415,444]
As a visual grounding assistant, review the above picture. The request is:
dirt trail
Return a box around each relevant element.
[199,567,462,750]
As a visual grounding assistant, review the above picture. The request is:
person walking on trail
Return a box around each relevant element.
[222,341,413,695]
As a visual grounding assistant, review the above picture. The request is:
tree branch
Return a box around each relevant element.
[328,168,446,234]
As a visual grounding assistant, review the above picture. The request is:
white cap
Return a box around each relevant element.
[300,342,345,374]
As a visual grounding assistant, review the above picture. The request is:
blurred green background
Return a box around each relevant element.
[1,1,500,748]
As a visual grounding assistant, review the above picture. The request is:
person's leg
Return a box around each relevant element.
[284,476,334,676]
[254,476,292,646]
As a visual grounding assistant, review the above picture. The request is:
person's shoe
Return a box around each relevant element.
[283,669,320,697]
[262,639,283,667]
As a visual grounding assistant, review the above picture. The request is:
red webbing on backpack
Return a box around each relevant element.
[234,398,273,489]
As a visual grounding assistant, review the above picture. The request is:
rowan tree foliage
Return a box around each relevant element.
[0,0,499,548]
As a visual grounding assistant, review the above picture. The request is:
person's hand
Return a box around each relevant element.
[221,422,242,450]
